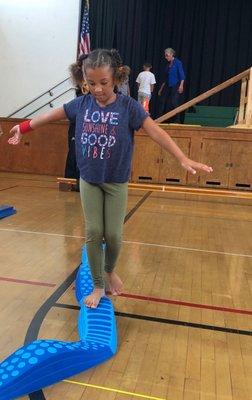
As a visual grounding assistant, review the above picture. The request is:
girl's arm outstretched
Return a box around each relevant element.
[142,116,213,175]
[8,107,66,145]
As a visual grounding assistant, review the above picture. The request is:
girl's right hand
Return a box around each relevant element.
[8,125,22,145]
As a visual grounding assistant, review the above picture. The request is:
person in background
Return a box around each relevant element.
[117,65,131,96]
[136,62,156,112]
[158,48,185,122]
[64,55,90,190]
[8,49,212,309]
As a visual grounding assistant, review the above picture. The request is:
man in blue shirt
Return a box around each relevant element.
[158,48,185,122]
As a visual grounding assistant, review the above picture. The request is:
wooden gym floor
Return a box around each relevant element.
[0,171,251,400]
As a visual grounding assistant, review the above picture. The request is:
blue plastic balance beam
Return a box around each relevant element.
[0,246,117,400]
[0,205,16,220]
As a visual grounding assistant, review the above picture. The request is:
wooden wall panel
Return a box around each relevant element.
[0,118,69,176]
[199,139,231,188]
[131,135,160,183]
[159,137,190,185]
[229,141,252,190]
[1,118,252,191]
[132,125,252,191]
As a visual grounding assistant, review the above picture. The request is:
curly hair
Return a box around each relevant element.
[69,49,129,86]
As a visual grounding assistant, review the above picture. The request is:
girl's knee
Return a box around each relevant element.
[104,232,122,246]
[86,227,103,243]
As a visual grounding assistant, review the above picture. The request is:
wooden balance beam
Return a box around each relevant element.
[57,178,252,199]
[155,68,251,124]
[57,177,79,191]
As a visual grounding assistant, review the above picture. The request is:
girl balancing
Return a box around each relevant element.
[8,49,213,308]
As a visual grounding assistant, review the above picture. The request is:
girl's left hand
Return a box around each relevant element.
[181,157,213,175]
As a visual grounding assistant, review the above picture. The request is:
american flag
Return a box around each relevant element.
[79,0,90,55]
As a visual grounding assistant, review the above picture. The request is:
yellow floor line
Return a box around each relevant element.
[63,379,166,400]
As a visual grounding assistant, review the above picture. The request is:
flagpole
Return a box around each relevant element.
[76,0,83,61]
[79,0,91,56]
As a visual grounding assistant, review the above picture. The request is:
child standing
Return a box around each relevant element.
[117,65,131,96]
[136,63,156,112]
[8,49,212,308]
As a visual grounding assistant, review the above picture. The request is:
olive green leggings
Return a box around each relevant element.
[80,179,128,288]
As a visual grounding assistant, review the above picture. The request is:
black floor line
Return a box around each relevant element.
[25,267,79,400]
[0,185,18,191]
[124,191,152,222]
[54,303,252,337]
[22,191,151,400]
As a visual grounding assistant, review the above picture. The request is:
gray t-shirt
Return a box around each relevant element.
[117,78,129,96]
[64,93,148,183]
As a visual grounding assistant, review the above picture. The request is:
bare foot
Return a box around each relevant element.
[105,271,123,295]
[84,288,105,308]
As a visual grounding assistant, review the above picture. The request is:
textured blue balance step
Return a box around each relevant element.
[0,205,16,219]
[0,246,117,400]
[76,248,117,354]
[75,244,94,303]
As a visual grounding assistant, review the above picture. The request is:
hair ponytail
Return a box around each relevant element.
[110,49,123,67]
[109,49,130,82]
[69,62,83,86]
[69,54,88,87]
[115,65,131,83]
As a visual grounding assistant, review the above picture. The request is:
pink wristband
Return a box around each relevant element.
[19,120,33,134]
